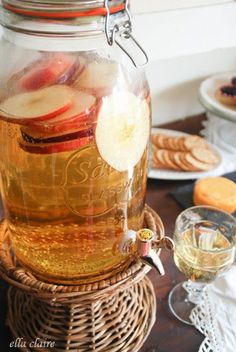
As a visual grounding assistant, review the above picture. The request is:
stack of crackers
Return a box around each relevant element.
[152,133,220,172]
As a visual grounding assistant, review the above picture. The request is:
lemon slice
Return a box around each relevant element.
[95,92,150,172]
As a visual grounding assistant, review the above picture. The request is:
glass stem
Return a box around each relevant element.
[183,280,206,305]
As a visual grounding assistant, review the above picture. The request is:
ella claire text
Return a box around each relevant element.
[10,337,55,348]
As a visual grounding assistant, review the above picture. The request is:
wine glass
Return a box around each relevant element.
[168,205,236,325]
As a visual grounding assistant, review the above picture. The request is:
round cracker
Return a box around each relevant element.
[166,137,181,151]
[173,152,192,171]
[151,134,166,149]
[168,151,182,170]
[162,136,172,150]
[157,135,168,149]
[183,135,208,151]
[167,137,178,150]
[167,151,182,170]
[162,150,180,170]
[156,149,167,166]
[191,147,220,165]
[151,134,160,147]
[176,137,188,151]
[185,153,215,171]
[170,137,183,151]
[180,153,198,171]
[152,152,166,169]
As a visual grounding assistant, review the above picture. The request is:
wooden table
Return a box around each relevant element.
[140,115,205,352]
[0,115,205,352]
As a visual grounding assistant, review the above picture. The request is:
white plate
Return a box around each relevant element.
[148,128,224,180]
[199,73,236,122]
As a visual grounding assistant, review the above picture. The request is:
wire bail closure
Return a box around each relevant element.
[104,0,148,68]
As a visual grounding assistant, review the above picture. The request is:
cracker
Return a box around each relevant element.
[151,134,166,149]
[166,137,180,151]
[166,150,182,170]
[172,152,191,171]
[180,153,197,171]
[162,136,172,150]
[155,149,167,166]
[151,134,159,146]
[191,147,220,165]
[183,135,208,151]
[185,153,215,171]
[168,151,182,170]
[157,134,168,149]
[162,150,179,170]
[177,137,188,152]
[166,137,177,150]
[152,152,166,169]
[172,137,183,151]
[152,159,166,169]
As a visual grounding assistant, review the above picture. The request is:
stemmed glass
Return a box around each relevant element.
[168,206,236,325]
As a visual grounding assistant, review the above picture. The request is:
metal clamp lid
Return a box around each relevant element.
[104,0,149,68]
[2,0,148,68]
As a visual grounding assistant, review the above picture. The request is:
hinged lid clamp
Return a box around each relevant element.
[104,0,148,68]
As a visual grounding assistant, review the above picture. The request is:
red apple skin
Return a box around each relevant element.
[32,91,97,126]
[18,54,77,91]
[21,124,95,144]
[0,85,74,125]
[32,102,72,122]
[0,98,72,125]
[65,56,87,86]
[18,135,93,154]
[29,100,101,135]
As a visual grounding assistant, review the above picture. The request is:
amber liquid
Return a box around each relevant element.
[0,121,148,284]
[174,225,235,283]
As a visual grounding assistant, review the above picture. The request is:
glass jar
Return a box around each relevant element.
[0,0,151,284]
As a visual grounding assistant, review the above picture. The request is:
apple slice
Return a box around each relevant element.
[29,116,96,135]
[95,92,150,172]
[21,124,95,144]
[17,53,77,91]
[29,90,98,134]
[33,91,96,125]
[65,56,87,85]
[0,85,73,124]
[18,134,93,154]
[74,61,119,98]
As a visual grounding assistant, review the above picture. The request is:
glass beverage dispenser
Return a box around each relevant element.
[0,0,154,284]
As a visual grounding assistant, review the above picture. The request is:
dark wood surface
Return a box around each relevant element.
[140,115,205,352]
[0,115,206,352]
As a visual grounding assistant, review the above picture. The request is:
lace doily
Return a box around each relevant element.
[190,266,236,352]
[190,289,224,352]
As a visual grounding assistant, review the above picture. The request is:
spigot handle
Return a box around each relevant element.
[119,228,174,275]
[136,229,174,276]
[152,237,175,251]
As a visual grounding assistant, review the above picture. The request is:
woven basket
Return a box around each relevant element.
[0,205,164,352]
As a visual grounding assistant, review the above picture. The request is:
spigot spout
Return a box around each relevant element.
[136,229,174,275]
[119,228,174,276]
[140,248,165,276]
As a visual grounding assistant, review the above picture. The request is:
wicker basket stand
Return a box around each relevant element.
[0,205,164,352]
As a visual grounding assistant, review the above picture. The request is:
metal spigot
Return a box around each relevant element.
[120,228,174,276]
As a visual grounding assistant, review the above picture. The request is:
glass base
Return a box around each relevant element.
[168,282,195,325]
